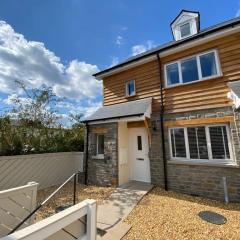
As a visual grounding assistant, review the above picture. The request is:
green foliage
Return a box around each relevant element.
[0,82,85,156]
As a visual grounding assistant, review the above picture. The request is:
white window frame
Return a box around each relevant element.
[179,22,192,39]
[125,80,136,97]
[174,18,197,41]
[168,124,234,165]
[96,134,104,159]
[164,49,222,88]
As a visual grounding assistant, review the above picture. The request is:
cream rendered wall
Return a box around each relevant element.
[118,122,130,185]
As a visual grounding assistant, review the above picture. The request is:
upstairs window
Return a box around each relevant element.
[165,50,221,87]
[126,80,135,97]
[169,125,232,163]
[180,22,191,38]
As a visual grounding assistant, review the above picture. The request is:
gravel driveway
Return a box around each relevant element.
[123,187,240,240]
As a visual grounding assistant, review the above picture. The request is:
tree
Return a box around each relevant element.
[0,81,86,155]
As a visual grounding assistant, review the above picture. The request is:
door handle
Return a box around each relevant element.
[136,158,144,161]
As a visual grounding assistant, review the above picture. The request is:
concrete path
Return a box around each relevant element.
[97,181,153,239]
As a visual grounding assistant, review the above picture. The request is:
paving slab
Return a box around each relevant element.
[97,223,131,240]
[97,181,153,233]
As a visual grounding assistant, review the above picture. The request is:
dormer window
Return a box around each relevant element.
[171,10,200,41]
[180,22,191,38]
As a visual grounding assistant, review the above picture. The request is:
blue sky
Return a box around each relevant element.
[0,0,240,124]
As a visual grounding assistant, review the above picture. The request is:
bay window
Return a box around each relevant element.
[165,50,221,87]
[169,125,233,163]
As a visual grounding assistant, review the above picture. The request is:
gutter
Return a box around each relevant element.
[82,113,144,124]
[157,54,168,191]
[84,123,89,185]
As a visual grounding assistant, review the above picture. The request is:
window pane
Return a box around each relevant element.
[166,63,180,85]
[181,57,199,83]
[126,80,135,96]
[180,22,191,38]
[188,127,208,159]
[171,128,186,158]
[200,52,217,78]
[97,135,104,155]
[137,136,142,150]
[209,126,230,159]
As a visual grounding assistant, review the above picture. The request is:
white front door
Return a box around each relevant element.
[129,127,151,183]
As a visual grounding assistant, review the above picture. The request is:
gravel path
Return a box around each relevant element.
[35,183,114,222]
[123,187,240,240]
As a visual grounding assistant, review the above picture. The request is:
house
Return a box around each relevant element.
[84,10,240,202]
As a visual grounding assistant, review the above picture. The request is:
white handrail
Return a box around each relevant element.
[2,199,97,240]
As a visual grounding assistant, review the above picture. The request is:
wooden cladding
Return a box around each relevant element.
[102,32,240,114]
[127,121,145,128]
[165,116,234,127]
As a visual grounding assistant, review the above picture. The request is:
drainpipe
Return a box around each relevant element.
[157,53,168,191]
[84,123,89,185]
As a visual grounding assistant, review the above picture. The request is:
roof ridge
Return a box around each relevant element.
[94,16,240,78]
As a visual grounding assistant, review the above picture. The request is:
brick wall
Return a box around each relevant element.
[87,123,118,186]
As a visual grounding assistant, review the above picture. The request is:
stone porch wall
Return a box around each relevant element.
[87,123,118,186]
[149,107,240,202]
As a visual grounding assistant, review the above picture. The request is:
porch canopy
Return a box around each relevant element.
[228,81,240,110]
[84,98,152,124]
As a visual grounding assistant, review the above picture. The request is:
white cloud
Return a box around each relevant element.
[236,3,240,17]
[109,57,119,67]
[131,40,155,56]
[120,26,128,31]
[115,35,124,45]
[0,21,101,100]
[56,100,102,118]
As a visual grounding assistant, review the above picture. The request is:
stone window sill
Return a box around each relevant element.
[168,160,239,168]
[92,155,105,160]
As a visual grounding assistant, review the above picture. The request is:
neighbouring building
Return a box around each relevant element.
[84,10,240,202]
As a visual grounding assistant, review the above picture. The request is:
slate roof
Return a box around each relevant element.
[84,98,152,122]
[94,16,240,78]
[228,81,240,97]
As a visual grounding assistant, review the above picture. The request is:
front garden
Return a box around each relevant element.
[124,187,240,240]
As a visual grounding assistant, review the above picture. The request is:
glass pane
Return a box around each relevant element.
[188,127,208,159]
[97,135,104,155]
[209,126,230,159]
[137,136,142,150]
[166,63,180,86]
[200,52,217,78]
[170,130,176,157]
[127,80,135,96]
[171,128,186,158]
[180,22,191,38]
[181,57,199,83]
[187,128,198,159]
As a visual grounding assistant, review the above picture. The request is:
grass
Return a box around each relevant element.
[123,187,240,240]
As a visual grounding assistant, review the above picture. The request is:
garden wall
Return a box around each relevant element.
[0,152,83,190]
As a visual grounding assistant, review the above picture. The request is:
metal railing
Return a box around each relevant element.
[8,171,80,235]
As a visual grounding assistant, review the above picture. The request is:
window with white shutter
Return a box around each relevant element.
[169,125,233,163]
